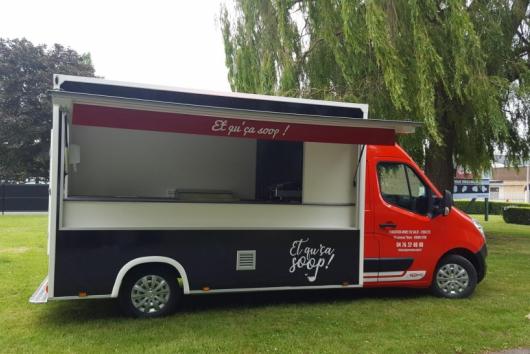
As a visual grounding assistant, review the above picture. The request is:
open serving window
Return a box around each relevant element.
[66,122,361,206]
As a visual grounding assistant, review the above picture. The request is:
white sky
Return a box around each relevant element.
[0,0,231,91]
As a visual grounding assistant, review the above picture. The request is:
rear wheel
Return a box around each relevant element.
[119,266,180,318]
[432,255,477,299]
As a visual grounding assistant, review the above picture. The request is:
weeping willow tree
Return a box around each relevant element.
[220,0,530,192]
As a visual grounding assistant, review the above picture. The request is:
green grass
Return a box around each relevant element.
[0,214,529,353]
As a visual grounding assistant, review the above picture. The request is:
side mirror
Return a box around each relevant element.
[440,190,453,216]
[430,190,453,217]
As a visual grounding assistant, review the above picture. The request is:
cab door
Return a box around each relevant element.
[371,159,435,283]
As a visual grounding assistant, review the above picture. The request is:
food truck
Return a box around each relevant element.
[30,75,487,317]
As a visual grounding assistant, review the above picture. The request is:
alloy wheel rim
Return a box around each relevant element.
[131,275,171,313]
[436,263,469,296]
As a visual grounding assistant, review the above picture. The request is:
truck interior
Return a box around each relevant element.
[67,123,359,205]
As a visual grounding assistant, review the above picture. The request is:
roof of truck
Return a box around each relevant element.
[54,75,368,120]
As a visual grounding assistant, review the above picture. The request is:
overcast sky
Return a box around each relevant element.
[1,0,231,91]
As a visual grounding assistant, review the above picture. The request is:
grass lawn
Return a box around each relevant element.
[0,214,529,353]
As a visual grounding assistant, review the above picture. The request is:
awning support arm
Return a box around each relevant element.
[353,145,366,188]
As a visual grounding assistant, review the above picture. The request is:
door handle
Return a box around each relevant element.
[379,222,397,229]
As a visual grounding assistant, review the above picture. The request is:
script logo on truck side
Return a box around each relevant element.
[289,238,336,282]
[211,119,290,140]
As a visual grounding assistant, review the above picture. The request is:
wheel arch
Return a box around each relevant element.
[436,248,484,283]
[111,256,190,297]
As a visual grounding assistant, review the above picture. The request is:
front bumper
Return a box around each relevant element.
[475,244,487,283]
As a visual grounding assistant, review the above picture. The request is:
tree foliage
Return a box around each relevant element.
[0,38,95,182]
[221,0,530,191]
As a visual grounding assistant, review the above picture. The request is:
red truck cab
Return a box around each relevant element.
[363,144,487,298]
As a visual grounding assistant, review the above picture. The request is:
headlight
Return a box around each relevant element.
[472,219,486,241]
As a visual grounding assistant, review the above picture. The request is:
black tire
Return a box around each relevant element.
[118,265,181,318]
[431,254,478,299]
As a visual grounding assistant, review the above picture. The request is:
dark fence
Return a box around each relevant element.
[1,184,49,213]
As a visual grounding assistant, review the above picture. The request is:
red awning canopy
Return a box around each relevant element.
[72,104,400,145]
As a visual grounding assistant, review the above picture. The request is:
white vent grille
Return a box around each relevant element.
[236,250,256,271]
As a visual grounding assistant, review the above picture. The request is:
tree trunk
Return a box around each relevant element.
[425,114,455,194]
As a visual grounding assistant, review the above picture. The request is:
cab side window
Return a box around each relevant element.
[377,162,429,215]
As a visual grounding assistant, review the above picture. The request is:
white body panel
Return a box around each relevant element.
[46,106,60,298]
[303,143,356,204]
[61,201,356,230]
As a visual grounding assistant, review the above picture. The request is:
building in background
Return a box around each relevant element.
[489,156,529,203]
[453,157,529,203]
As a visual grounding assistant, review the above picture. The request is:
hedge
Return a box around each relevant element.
[502,206,530,225]
[454,200,530,215]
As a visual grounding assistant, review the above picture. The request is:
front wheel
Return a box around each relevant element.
[431,255,477,299]
[119,266,180,318]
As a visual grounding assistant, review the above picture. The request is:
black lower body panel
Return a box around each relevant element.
[54,229,360,297]
[363,258,414,273]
